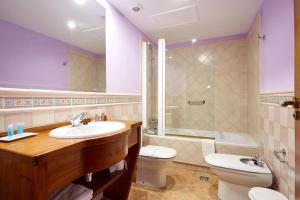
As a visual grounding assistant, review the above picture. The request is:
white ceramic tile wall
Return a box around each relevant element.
[165,39,247,133]
[0,103,142,131]
[0,113,4,132]
[261,103,295,200]
[4,112,33,129]
[32,111,55,126]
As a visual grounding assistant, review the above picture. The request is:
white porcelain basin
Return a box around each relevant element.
[49,121,126,139]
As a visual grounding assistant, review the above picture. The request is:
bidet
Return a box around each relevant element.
[240,157,264,167]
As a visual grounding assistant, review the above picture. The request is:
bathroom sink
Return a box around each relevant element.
[49,121,126,139]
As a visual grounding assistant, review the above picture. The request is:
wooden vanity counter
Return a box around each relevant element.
[0,120,142,200]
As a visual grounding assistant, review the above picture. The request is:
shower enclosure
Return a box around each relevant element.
[142,38,258,165]
[143,38,249,138]
[142,41,158,134]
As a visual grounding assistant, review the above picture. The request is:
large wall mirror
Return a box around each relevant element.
[0,0,106,92]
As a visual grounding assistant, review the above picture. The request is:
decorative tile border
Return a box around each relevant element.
[0,95,141,110]
[260,94,294,105]
[33,97,54,107]
[4,97,33,109]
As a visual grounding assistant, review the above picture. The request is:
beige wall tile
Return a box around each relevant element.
[69,50,105,92]
[262,103,295,197]
[1,104,142,130]
[279,179,289,197]
[288,128,295,152]
[247,13,262,144]
[165,39,247,133]
[32,111,55,127]
[54,109,71,123]
[0,113,4,132]
[274,122,281,141]
[4,112,32,129]
[280,107,289,127]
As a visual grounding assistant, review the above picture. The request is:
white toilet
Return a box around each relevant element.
[249,187,288,200]
[205,154,273,200]
[137,145,177,188]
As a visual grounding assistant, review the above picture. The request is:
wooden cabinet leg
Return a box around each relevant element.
[104,128,141,200]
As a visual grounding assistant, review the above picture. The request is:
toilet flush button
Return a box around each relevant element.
[249,187,288,200]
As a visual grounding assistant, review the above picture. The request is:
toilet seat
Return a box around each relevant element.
[139,145,177,159]
[205,154,271,174]
[249,187,288,200]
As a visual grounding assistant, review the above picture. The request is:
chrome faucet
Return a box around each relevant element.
[69,112,89,127]
[252,156,264,167]
[94,112,107,121]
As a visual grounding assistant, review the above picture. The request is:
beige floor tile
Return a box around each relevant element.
[128,163,218,200]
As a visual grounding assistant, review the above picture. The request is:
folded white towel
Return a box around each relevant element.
[201,139,215,158]
[49,183,93,200]
[109,160,127,173]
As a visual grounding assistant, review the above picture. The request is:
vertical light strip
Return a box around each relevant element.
[141,42,148,131]
[158,39,166,136]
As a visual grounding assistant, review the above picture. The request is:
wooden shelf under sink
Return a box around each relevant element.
[0,119,141,200]
[73,169,126,197]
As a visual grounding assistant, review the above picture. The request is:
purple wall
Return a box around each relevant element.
[261,0,294,93]
[0,19,69,90]
[98,0,151,94]
[5,0,293,94]
[167,33,247,49]
[0,0,151,94]
[0,19,99,90]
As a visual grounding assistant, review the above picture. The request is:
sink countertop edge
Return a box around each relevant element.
[0,120,141,163]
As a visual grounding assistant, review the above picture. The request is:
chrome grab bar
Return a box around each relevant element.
[187,100,205,105]
[273,149,288,164]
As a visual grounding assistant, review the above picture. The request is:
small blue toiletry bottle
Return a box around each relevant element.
[7,124,14,137]
[17,123,24,135]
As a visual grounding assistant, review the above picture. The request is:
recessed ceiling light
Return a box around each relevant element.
[169,56,173,60]
[132,4,143,12]
[74,0,86,5]
[192,38,197,43]
[67,21,76,29]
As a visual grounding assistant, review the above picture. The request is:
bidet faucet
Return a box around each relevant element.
[69,112,89,127]
[252,156,264,167]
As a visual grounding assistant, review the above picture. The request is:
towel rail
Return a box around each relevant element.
[187,100,205,105]
[273,149,288,164]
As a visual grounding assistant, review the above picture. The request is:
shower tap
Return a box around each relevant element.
[149,118,158,134]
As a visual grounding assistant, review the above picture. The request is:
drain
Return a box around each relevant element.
[200,176,209,182]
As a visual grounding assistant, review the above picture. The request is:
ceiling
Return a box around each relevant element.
[0,0,106,54]
[107,0,263,44]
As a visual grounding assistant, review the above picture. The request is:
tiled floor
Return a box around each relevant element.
[128,162,219,200]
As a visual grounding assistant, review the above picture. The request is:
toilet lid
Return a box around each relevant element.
[249,187,288,200]
[140,145,177,159]
[205,154,271,174]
